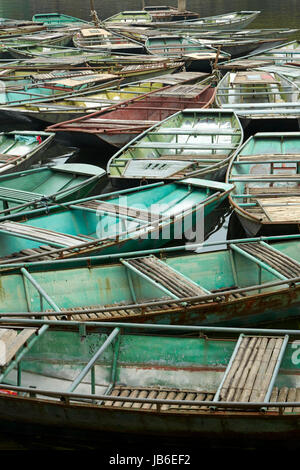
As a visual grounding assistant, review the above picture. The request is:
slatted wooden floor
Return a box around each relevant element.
[44,287,247,321]
[103,385,300,412]
[124,256,208,298]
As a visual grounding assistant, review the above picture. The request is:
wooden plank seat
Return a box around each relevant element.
[216,335,286,403]
[0,327,37,367]
[76,200,161,221]
[103,384,300,412]
[0,187,43,203]
[0,221,90,247]
[121,255,210,298]
[232,241,300,278]
[247,186,300,197]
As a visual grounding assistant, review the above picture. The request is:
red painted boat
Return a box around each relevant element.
[47,80,216,148]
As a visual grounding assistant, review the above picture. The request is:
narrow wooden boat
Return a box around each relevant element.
[0,178,233,264]
[215,70,300,120]
[176,28,299,40]
[247,40,300,64]
[145,35,230,71]
[2,235,300,327]
[73,28,145,54]
[218,40,300,70]
[46,79,216,149]
[0,18,43,28]
[107,109,243,184]
[111,26,298,44]
[0,55,185,86]
[8,71,206,124]
[5,45,95,60]
[0,131,54,176]
[132,27,286,59]
[0,321,298,446]
[0,31,74,48]
[135,11,261,31]
[104,11,153,24]
[32,13,90,27]
[0,24,46,39]
[143,5,199,22]
[0,71,119,108]
[0,164,106,215]
[226,132,300,236]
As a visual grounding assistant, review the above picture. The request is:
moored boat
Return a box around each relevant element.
[215,70,300,120]
[0,71,120,108]
[218,40,300,70]
[145,35,230,71]
[226,132,300,236]
[1,235,300,328]
[46,79,217,149]
[32,13,90,27]
[0,131,54,176]
[73,27,145,54]
[104,11,153,24]
[6,71,206,124]
[107,109,243,184]
[143,5,199,22]
[0,178,233,264]
[0,163,106,215]
[0,321,298,445]
[134,10,261,31]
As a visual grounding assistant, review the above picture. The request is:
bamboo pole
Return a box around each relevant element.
[90,0,100,27]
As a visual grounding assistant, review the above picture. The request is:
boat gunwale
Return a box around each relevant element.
[226,131,300,225]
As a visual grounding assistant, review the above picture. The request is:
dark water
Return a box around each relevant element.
[0,0,298,454]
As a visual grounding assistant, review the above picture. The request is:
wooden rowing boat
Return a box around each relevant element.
[73,27,145,54]
[0,163,106,215]
[0,31,74,49]
[46,79,216,149]
[107,108,243,183]
[32,13,90,27]
[145,35,230,71]
[215,70,300,119]
[143,5,199,22]
[0,321,298,446]
[218,40,300,70]
[2,235,300,327]
[130,10,261,31]
[9,71,206,124]
[104,11,153,24]
[0,131,54,176]
[0,178,233,264]
[0,71,120,108]
[226,132,300,236]
[5,45,97,60]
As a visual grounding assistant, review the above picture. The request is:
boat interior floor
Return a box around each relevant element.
[44,287,249,321]
[102,385,300,413]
